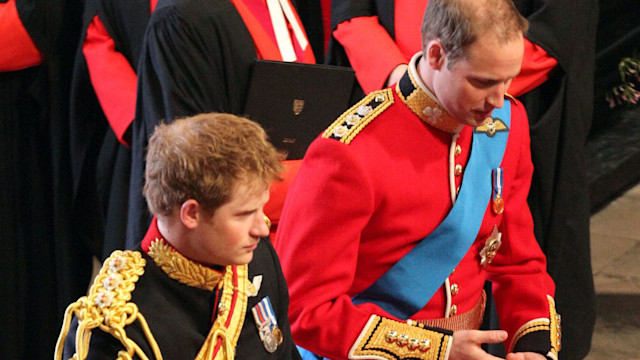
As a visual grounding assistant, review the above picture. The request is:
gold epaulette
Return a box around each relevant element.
[322,88,394,144]
[54,250,162,360]
[509,295,561,360]
[348,315,453,360]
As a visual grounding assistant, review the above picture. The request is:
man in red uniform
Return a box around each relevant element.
[275,0,560,359]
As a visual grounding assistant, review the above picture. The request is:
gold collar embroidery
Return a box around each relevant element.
[148,238,222,291]
[396,54,462,134]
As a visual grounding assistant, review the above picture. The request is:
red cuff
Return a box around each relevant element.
[0,0,42,71]
[508,39,557,97]
[83,15,138,146]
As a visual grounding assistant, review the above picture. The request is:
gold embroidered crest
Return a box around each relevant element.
[475,118,509,137]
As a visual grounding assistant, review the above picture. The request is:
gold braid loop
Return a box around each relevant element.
[54,250,163,360]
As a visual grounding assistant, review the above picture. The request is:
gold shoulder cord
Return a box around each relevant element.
[54,250,162,360]
[195,264,249,360]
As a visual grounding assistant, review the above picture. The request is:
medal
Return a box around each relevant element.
[492,168,504,214]
[252,296,284,353]
[480,226,502,268]
[262,329,279,353]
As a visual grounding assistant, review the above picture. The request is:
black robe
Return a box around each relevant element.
[62,239,301,359]
[0,0,85,358]
[513,2,599,359]
[326,1,599,358]
[69,0,152,260]
[127,0,262,246]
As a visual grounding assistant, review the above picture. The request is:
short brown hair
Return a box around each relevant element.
[143,113,285,216]
[421,0,528,68]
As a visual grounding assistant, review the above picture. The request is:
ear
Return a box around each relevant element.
[425,40,446,70]
[180,199,200,229]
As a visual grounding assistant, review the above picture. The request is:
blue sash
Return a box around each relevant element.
[351,102,511,319]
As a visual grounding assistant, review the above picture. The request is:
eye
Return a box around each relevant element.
[470,78,497,88]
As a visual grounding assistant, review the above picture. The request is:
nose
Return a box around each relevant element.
[251,212,271,238]
[487,85,505,109]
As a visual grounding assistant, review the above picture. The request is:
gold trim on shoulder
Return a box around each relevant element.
[322,88,394,145]
[348,315,452,360]
[196,264,249,360]
[148,238,222,291]
[508,295,561,360]
[505,93,518,104]
[54,250,162,360]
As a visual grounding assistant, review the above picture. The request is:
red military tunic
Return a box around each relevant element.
[275,55,560,359]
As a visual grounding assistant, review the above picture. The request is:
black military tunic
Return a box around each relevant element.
[57,219,300,359]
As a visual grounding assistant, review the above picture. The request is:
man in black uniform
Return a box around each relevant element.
[55,113,301,360]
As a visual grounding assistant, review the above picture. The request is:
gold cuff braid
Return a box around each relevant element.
[348,315,452,360]
[509,295,561,359]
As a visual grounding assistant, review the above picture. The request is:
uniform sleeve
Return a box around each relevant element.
[508,39,558,97]
[275,138,452,360]
[486,102,560,359]
[83,14,138,146]
[0,0,42,71]
[333,16,407,93]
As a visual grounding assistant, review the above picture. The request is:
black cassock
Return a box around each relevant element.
[1,0,85,358]
[69,0,152,260]
[514,2,599,359]
[127,0,260,246]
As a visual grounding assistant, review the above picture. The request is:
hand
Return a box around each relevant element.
[386,64,408,87]
[448,330,508,360]
[506,352,546,360]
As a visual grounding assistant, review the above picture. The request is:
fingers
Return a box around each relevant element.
[471,329,508,344]
[506,352,547,360]
[449,330,509,360]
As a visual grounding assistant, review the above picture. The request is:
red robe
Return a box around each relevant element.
[275,60,559,359]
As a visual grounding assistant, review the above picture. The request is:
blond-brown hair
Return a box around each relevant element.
[422,0,529,68]
[143,113,285,216]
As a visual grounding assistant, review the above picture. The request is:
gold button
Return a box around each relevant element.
[450,304,457,316]
[454,144,462,157]
[455,164,463,176]
[450,283,459,296]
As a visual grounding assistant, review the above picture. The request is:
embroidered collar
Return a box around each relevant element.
[142,217,223,291]
[396,52,463,134]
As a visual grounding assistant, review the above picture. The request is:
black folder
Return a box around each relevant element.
[243,60,356,160]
